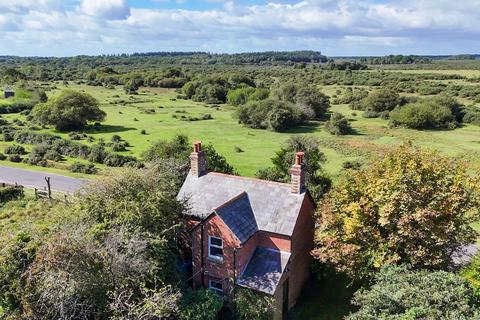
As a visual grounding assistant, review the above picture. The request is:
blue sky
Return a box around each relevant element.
[0,0,478,57]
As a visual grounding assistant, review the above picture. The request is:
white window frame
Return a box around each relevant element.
[208,236,223,262]
[209,279,223,293]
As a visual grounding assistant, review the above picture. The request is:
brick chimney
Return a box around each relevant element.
[190,141,206,177]
[290,152,306,194]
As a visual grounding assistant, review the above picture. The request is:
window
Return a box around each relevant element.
[209,279,223,293]
[208,236,223,262]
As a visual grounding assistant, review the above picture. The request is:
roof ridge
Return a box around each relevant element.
[207,172,291,188]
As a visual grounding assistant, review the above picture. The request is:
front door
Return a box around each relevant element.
[282,278,289,318]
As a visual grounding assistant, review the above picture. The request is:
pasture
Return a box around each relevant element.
[1,79,480,179]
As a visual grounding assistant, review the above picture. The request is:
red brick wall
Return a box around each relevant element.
[190,214,240,294]
[287,195,315,308]
[258,231,291,252]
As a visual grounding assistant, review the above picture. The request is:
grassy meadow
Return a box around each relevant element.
[1,77,480,180]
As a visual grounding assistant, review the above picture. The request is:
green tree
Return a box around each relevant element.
[348,265,480,320]
[325,112,352,135]
[353,88,400,112]
[179,289,223,320]
[256,135,331,201]
[313,144,480,279]
[234,288,275,320]
[32,90,106,131]
[142,134,235,190]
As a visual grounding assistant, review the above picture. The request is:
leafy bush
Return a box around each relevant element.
[4,145,26,155]
[272,81,330,119]
[361,110,380,118]
[390,99,456,129]
[352,88,400,112]
[69,162,97,174]
[227,87,261,106]
[347,265,480,320]
[237,99,302,131]
[0,153,6,160]
[0,186,23,203]
[325,112,352,135]
[7,154,22,162]
[179,289,223,320]
[234,288,275,320]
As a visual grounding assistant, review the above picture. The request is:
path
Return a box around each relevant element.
[0,166,87,193]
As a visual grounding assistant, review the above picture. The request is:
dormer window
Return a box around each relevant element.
[208,236,223,262]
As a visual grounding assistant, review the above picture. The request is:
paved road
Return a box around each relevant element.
[0,166,87,193]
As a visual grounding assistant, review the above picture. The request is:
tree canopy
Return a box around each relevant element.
[313,144,480,279]
[256,135,331,201]
[347,265,480,320]
[32,90,106,131]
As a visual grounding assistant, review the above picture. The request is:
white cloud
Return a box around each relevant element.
[0,0,479,56]
[79,0,130,20]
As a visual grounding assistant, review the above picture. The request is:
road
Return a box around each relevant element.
[0,166,87,193]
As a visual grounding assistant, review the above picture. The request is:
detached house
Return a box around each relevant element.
[177,141,315,319]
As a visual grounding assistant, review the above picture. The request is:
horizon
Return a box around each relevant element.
[1,51,479,59]
[1,0,480,57]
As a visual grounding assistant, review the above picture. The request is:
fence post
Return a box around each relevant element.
[45,177,51,199]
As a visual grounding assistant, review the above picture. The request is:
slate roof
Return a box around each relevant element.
[177,172,306,236]
[237,247,291,295]
[214,192,258,244]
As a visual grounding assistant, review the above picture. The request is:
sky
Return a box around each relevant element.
[0,0,479,57]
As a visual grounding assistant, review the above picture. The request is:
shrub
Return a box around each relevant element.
[0,153,6,160]
[179,289,223,320]
[4,145,26,155]
[111,142,127,152]
[8,154,22,162]
[234,288,275,320]
[234,146,244,153]
[237,99,302,131]
[140,129,146,135]
[361,110,380,118]
[347,265,480,320]
[69,162,97,174]
[353,88,400,112]
[389,99,457,129]
[0,186,23,203]
[325,112,352,135]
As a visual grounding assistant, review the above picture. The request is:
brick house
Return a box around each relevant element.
[177,141,315,319]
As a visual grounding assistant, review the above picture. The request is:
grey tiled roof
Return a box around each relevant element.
[177,172,306,236]
[214,192,258,244]
[237,247,291,295]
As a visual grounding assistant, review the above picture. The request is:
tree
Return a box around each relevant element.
[271,81,330,119]
[313,144,480,279]
[142,134,235,190]
[256,135,331,201]
[236,98,302,131]
[234,288,275,320]
[32,90,106,131]
[461,253,480,298]
[1,168,187,319]
[353,88,400,112]
[389,96,463,129]
[325,112,352,135]
[347,265,480,320]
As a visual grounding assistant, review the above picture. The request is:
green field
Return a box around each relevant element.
[1,79,480,179]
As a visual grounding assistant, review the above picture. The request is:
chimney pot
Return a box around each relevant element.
[295,152,305,165]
